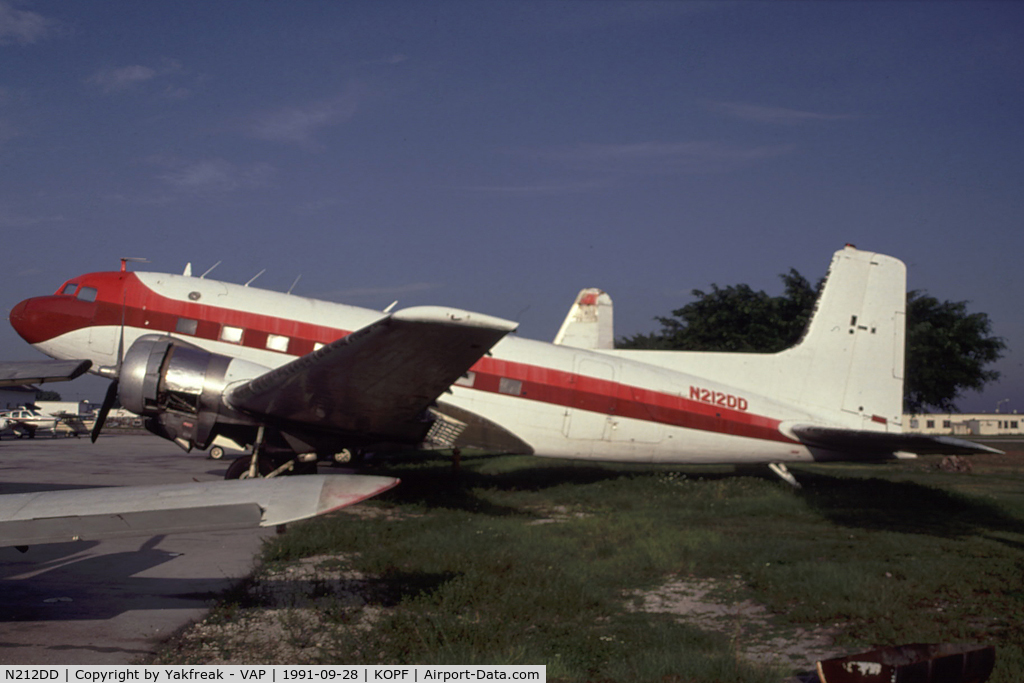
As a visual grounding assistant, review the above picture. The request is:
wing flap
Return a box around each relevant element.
[0,359,92,387]
[227,306,517,441]
[0,474,398,547]
[791,424,1003,457]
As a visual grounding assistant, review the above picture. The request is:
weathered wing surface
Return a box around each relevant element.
[0,359,92,387]
[227,306,517,442]
[0,474,398,547]
[791,425,1002,457]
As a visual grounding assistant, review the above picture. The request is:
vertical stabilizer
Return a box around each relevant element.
[554,288,614,350]
[778,246,906,430]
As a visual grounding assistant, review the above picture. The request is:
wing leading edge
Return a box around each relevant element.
[791,424,1002,458]
[0,474,398,547]
[0,359,92,387]
[227,306,518,442]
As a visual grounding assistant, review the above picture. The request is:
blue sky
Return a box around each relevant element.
[2,1,1023,412]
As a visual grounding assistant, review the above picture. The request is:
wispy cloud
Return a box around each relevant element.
[86,60,190,96]
[87,65,157,92]
[462,140,792,195]
[247,89,360,145]
[155,158,274,193]
[707,101,860,125]
[460,141,791,196]
[320,282,440,303]
[460,178,612,196]
[0,208,64,228]
[0,1,56,45]
[528,141,794,175]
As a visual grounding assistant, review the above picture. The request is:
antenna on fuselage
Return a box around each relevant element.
[245,269,266,287]
[183,263,192,277]
[384,301,398,313]
[119,257,149,273]
[287,275,302,295]
[200,261,222,279]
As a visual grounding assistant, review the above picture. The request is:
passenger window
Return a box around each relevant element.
[266,334,289,352]
[176,318,199,335]
[220,325,243,344]
[77,286,98,302]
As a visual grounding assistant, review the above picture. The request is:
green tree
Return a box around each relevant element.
[903,292,1006,413]
[618,271,1005,413]
[36,390,62,401]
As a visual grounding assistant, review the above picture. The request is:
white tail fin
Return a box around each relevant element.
[554,288,614,350]
[776,246,906,429]
[612,246,906,430]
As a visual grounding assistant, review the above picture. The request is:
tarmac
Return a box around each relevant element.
[0,433,273,665]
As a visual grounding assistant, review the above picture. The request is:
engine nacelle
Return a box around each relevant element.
[118,334,269,451]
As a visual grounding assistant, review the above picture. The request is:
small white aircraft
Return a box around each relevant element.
[0,406,60,438]
[6,246,995,491]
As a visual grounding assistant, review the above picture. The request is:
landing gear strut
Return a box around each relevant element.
[767,462,801,489]
[222,426,318,479]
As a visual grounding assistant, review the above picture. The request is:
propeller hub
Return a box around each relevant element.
[96,365,120,379]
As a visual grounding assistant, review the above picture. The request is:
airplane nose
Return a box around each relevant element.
[9,295,93,344]
[9,298,35,342]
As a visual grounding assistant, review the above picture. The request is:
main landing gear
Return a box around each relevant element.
[224,452,318,479]
[222,426,318,479]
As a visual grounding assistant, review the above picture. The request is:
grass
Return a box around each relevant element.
[150,451,1024,681]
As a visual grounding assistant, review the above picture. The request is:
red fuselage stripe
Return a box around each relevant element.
[22,272,793,444]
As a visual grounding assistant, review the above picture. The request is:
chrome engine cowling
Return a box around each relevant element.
[118,334,269,451]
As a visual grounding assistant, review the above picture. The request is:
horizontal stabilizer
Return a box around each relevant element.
[791,425,1003,457]
[0,359,92,387]
[0,474,398,547]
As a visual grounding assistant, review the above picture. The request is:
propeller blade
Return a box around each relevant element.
[91,280,129,444]
[91,378,119,443]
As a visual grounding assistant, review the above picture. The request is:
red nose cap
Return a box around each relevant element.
[9,296,94,345]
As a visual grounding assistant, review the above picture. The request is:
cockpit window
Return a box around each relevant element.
[77,286,98,302]
[61,283,78,296]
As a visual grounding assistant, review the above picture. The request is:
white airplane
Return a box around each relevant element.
[0,406,60,438]
[0,361,397,548]
[6,246,995,490]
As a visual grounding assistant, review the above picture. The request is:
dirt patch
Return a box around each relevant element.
[151,555,390,664]
[625,576,845,674]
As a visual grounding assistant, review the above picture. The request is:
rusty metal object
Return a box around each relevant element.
[816,643,995,683]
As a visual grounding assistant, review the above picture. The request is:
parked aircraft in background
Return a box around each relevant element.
[8,246,997,488]
[0,407,60,438]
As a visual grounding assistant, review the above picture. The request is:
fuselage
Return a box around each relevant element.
[10,268,839,464]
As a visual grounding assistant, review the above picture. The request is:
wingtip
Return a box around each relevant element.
[391,306,518,333]
[316,475,400,516]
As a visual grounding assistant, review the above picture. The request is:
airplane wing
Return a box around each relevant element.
[790,425,1003,457]
[0,359,92,387]
[0,474,398,547]
[227,306,517,443]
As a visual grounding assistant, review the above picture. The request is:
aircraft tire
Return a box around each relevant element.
[224,455,275,480]
[294,460,318,476]
[209,446,226,460]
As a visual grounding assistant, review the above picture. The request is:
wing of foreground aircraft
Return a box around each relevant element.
[228,307,518,437]
[0,474,398,548]
[0,359,91,387]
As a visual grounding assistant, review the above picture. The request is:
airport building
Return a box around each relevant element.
[904,413,1024,436]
